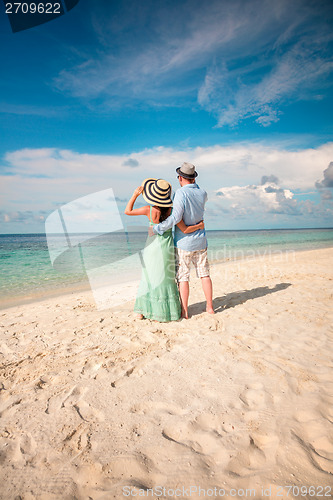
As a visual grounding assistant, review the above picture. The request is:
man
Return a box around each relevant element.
[151,162,214,318]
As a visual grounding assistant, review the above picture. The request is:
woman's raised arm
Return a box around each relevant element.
[124,186,149,216]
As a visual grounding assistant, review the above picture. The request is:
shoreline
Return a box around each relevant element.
[1,245,332,311]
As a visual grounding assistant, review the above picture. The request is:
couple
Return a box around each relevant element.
[125,162,214,321]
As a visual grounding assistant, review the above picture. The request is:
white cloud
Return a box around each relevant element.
[1,141,333,229]
[198,36,333,127]
[315,161,333,189]
[1,210,47,224]
[320,190,333,201]
[122,158,139,168]
[215,179,297,216]
[55,1,247,100]
[3,142,333,191]
[51,0,333,125]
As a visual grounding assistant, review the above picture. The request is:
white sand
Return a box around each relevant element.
[0,248,332,499]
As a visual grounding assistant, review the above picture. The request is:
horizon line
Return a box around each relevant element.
[1,226,333,236]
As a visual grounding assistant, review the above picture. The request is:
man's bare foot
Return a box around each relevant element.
[206,307,215,314]
[136,313,144,319]
[181,309,188,319]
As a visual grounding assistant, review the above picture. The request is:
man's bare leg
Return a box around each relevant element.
[179,281,189,319]
[201,276,214,314]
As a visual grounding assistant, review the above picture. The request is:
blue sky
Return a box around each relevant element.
[1,0,333,233]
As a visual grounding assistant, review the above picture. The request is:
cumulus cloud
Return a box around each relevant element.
[215,177,297,216]
[315,162,333,189]
[1,142,333,230]
[1,210,46,224]
[212,172,333,225]
[122,158,139,167]
[320,190,333,200]
[3,142,333,193]
[261,175,279,185]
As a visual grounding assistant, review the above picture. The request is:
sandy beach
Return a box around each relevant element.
[0,247,332,499]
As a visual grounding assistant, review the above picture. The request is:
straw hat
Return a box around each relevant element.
[141,178,173,207]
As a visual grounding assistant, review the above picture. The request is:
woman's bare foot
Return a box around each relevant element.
[206,307,215,314]
[136,313,144,319]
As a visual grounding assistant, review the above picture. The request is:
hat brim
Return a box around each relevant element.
[141,178,173,207]
[176,167,198,179]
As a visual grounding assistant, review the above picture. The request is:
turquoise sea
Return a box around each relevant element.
[1,228,333,307]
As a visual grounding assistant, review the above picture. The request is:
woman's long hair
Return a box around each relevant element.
[156,206,171,223]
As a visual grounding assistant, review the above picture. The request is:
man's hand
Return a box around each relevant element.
[148,226,155,237]
[198,220,204,230]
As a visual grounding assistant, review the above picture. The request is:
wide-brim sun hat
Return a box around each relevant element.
[141,178,173,207]
[176,162,198,179]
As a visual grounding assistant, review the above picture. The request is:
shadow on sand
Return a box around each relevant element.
[189,282,292,316]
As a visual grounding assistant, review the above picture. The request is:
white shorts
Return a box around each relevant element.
[176,248,210,282]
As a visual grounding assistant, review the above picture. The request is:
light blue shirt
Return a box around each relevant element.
[153,183,208,251]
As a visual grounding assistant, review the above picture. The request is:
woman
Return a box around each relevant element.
[125,178,204,322]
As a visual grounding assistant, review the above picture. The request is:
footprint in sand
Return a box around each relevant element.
[162,421,221,456]
[72,462,110,498]
[0,395,23,418]
[100,452,165,490]
[248,432,279,466]
[131,401,187,417]
[194,413,242,435]
[161,412,257,475]
[0,432,37,466]
[227,443,266,476]
[45,385,84,414]
[108,360,147,388]
[80,359,102,378]
[292,424,333,474]
[73,400,105,422]
[225,426,281,477]
[47,385,105,422]
[0,342,14,356]
[162,414,247,457]
[239,383,273,411]
[62,422,91,455]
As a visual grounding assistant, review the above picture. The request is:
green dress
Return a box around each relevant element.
[134,207,181,322]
